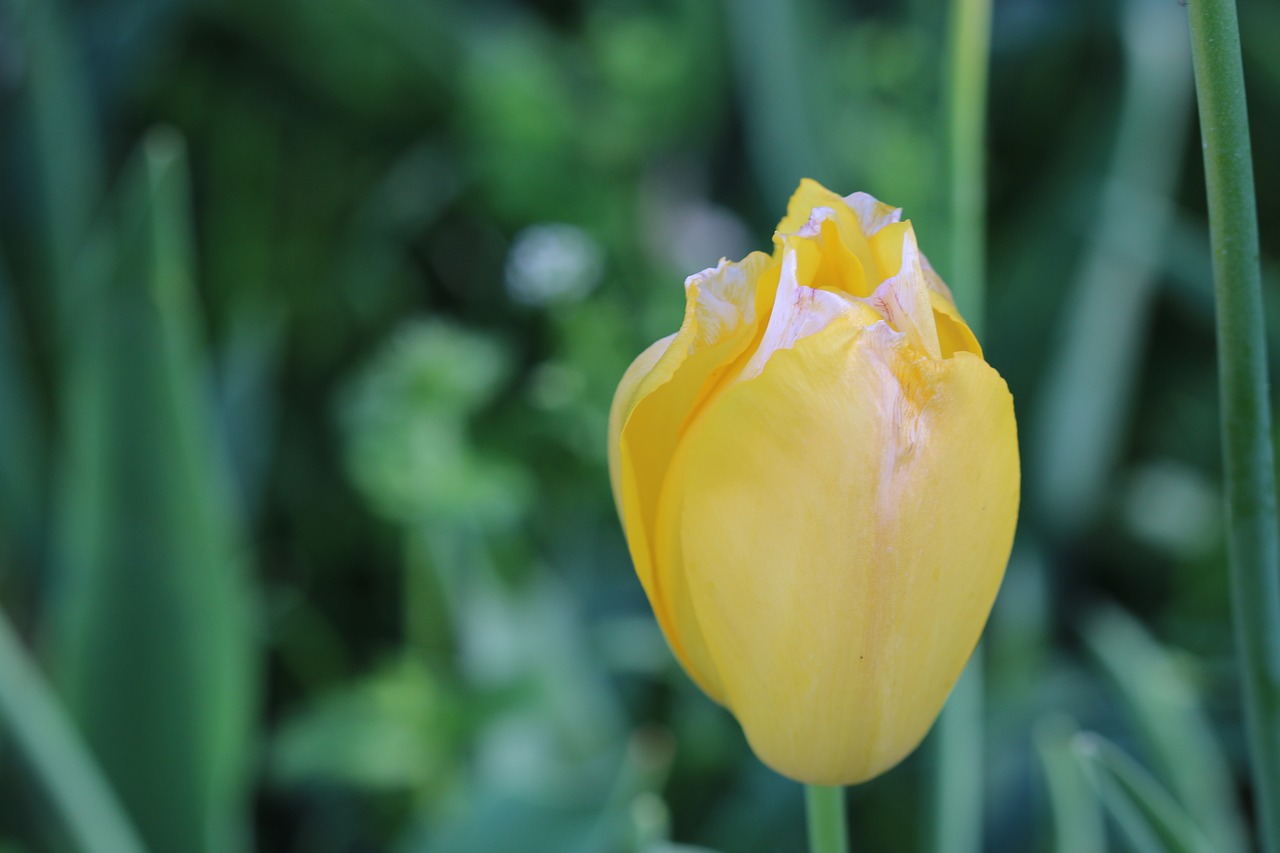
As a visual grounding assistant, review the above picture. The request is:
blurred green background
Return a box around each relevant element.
[0,0,1278,850]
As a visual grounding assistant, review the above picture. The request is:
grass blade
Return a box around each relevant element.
[1075,734,1216,853]
[1034,716,1106,853]
[1032,0,1193,534]
[12,0,105,325]
[1083,604,1247,853]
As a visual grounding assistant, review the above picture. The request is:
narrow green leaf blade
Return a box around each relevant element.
[12,0,105,324]
[1075,734,1216,853]
[930,653,984,853]
[47,129,259,853]
[1034,716,1106,853]
[1031,0,1193,535]
[1084,603,1248,853]
[0,255,45,572]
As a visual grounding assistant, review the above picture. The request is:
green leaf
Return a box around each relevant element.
[338,320,527,528]
[1030,0,1193,536]
[1034,716,1106,853]
[269,656,461,791]
[214,302,284,523]
[1074,734,1216,853]
[12,0,105,326]
[930,654,983,853]
[396,729,672,853]
[400,791,604,853]
[1083,604,1247,853]
[722,0,824,207]
[0,255,45,573]
[46,129,259,853]
[0,609,146,853]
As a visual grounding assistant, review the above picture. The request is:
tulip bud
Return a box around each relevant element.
[608,179,1019,785]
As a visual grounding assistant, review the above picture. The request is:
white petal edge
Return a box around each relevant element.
[738,249,861,382]
[843,192,903,236]
[683,253,767,350]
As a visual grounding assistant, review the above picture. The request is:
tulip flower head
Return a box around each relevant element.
[608,179,1019,786]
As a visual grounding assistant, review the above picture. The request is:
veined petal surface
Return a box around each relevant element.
[669,319,1019,784]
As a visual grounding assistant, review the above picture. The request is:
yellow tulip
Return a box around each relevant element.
[608,179,1019,785]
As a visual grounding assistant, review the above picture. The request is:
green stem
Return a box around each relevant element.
[945,0,992,334]
[724,0,823,207]
[931,0,993,851]
[0,609,147,853]
[1187,1,1280,851]
[932,653,984,853]
[805,785,849,853]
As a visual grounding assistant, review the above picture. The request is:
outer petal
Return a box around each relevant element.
[610,253,774,702]
[668,319,1019,785]
[608,333,676,512]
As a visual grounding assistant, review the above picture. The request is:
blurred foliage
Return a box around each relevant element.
[0,0,1277,850]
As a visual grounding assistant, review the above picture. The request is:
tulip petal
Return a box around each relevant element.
[843,191,903,236]
[791,216,871,299]
[920,253,959,305]
[930,292,982,358]
[867,222,981,358]
[869,221,914,276]
[776,179,853,236]
[611,252,774,702]
[776,183,901,292]
[608,333,676,512]
[861,229,942,360]
[669,319,1019,785]
[739,248,878,382]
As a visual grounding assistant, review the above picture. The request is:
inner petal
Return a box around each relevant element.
[858,229,942,360]
[739,248,878,382]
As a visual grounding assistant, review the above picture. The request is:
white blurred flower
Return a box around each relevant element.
[504,223,604,306]
[651,202,753,277]
[640,160,753,275]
